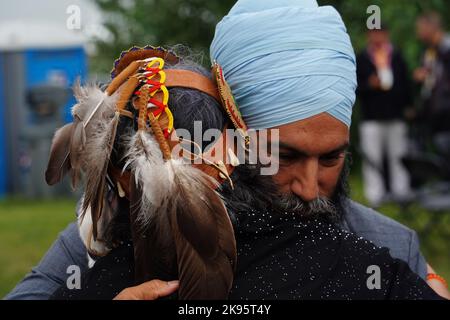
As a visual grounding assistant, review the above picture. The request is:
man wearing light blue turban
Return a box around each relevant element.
[210,0,439,295]
[210,0,360,206]
[210,0,357,129]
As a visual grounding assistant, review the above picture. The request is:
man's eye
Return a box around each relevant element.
[279,153,292,159]
[319,153,345,166]
[278,153,298,164]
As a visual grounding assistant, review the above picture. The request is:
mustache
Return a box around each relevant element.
[277,194,338,217]
[220,156,351,222]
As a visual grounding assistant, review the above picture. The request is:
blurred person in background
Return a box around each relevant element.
[356,25,412,207]
[414,12,450,138]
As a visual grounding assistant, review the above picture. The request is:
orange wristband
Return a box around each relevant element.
[426,273,448,288]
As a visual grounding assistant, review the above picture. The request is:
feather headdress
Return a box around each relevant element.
[45,46,241,299]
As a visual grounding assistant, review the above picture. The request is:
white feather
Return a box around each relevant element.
[78,205,110,268]
[72,82,118,123]
[123,131,173,228]
[83,112,119,177]
[123,129,223,232]
[71,82,122,242]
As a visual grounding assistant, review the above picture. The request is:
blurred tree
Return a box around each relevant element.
[318,0,450,159]
[92,0,450,74]
[92,0,236,73]
[321,0,450,69]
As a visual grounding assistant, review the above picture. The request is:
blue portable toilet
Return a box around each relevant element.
[0,21,87,196]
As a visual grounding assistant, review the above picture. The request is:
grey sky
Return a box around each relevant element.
[0,0,106,44]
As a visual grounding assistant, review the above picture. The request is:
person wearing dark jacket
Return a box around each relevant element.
[357,26,412,206]
[414,11,450,136]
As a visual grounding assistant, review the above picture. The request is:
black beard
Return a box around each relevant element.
[220,155,351,224]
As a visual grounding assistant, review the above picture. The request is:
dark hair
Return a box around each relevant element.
[167,54,228,150]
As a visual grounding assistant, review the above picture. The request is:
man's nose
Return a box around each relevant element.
[290,158,319,202]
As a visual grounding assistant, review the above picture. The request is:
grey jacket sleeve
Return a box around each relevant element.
[407,231,427,280]
[3,222,88,300]
[341,200,427,279]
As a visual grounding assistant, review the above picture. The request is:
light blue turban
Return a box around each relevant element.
[210,0,357,129]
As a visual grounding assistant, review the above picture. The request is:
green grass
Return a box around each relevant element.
[0,197,76,298]
[0,173,448,298]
